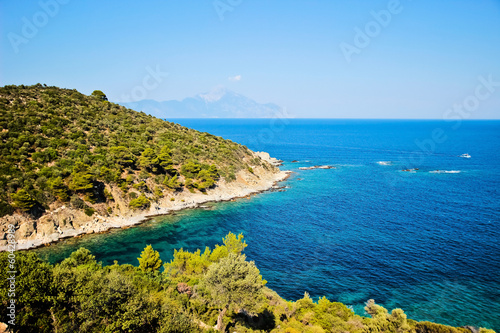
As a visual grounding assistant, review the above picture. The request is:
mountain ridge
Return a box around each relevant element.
[119,87,286,118]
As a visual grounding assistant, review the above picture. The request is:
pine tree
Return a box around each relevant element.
[11,189,36,211]
[138,245,162,273]
[200,253,266,331]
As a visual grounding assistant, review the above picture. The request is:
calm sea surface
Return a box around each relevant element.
[37,119,500,330]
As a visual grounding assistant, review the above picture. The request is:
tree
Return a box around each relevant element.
[47,176,69,201]
[199,253,266,331]
[109,146,136,167]
[208,164,219,179]
[223,232,247,255]
[60,247,97,268]
[0,252,54,332]
[129,194,150,209]
[68,162,93,192]
[180,161,201,178]
[139,148,158,172]
[138,244,162,273]
[11,189,36,211]
[157,146,174,171]
[364,299,411,333]
[163,175,182,190]
[91,90,108,101]
[197,170,216,191]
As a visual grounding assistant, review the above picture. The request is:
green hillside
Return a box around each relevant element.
[0,84,265,217]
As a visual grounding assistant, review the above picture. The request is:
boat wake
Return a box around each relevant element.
[429,170,461,174]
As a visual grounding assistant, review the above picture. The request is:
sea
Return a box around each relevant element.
[36,119,500,331]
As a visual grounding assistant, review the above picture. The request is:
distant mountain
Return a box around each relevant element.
[118,87,284,118]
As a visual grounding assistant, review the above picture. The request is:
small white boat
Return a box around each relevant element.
[460,153,471,158]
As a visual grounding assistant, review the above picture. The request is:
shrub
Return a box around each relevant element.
[129,194,150,209]
[70,195,86,209]
[104,188,114,201]
[84,207,95,216]
[226,172,236,182]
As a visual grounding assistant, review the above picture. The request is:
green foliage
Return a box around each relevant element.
[109,146,136,167]
[164,175,183,190]
[164,247,211,278]
[70,194,86,209]
[59,247,97,268]
[200,253,267,331]
[181,161,202,178]
[138,244,163,273]
[47,176,69,201]
[0,251,54,332]
[415,321,471,333]
[154,186,164,198]
[129,194,150,209]
[11,189,36,211]
[104,188,114,201]
[91,90,108,101]
[0,235,495,333]
[364,299,412,333]
[0,85,256,217]
[0,200,14,217]
[68,162,93,192]
[223,232,247,255]
[84,207,95,216]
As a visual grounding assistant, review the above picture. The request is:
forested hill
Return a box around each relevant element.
[0,84,266,218]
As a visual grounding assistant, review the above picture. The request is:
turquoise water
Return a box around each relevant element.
[37,119,500,330]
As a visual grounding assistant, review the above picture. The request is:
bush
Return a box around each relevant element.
[415,322,470,333]
[70,195,86,209]
[129,194,150,209]
[104,188,114,201]
[0,200,14,217]
[181,161,202,178]
[84,207,95,216]
[226,172,236,182]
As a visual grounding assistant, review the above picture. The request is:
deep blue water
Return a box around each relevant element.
[37,119,500,330]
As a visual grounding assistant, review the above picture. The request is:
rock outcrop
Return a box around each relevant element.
[298,165,336,170]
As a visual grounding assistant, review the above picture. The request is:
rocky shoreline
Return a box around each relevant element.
[0,155,290,252]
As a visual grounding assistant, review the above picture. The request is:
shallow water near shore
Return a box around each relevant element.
[36,119,500,331]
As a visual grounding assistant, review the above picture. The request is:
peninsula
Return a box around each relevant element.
[0,84,288,251]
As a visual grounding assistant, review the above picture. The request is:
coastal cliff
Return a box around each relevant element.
[0,84,288,251]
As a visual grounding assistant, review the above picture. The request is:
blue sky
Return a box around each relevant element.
[1,0,500,118]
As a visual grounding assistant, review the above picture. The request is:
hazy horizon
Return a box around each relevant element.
[2,0,500,119]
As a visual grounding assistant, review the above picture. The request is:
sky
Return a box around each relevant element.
[1,0,500,119]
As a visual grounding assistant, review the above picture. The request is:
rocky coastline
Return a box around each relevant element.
[0,154,290,252]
